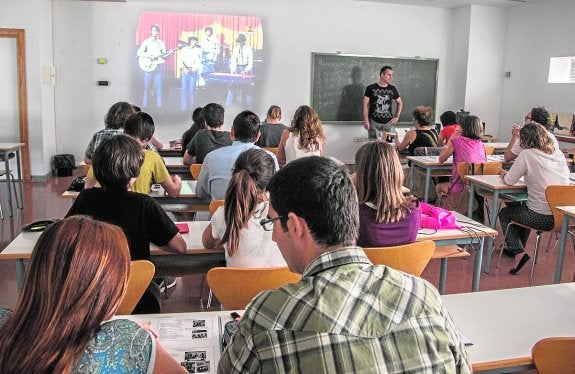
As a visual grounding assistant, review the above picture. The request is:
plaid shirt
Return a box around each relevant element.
[85,128,124,160]
[218,247,470,373]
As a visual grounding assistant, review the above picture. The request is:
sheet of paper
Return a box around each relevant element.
[396,127,410,143]
[152,316,222,373]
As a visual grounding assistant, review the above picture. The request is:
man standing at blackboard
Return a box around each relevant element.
[363,66,403,139]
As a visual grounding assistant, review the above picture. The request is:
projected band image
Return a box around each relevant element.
[134,11,263,119]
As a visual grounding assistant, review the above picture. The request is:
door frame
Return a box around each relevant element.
[0,28,30,181]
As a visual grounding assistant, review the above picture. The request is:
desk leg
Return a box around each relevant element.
[409,164,415,192]
[472,237,484,292]
[4,156,13,216]
[15,148,23,208]
[439,258,447,294]
[555,215,570,283]
[15,259,26,292]
[483,190,500,273]
[467,183,476,218]
[424,168,431,202]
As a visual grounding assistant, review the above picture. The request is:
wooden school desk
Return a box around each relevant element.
[555,206,575,283]
[158,146,183,157]
[164,156,193,177]
[0,221,224,291]
[443,282,575,373]
[465,174,527,273]
[61,180,210,213]
[2,215,495,294]
[406,155,509,202]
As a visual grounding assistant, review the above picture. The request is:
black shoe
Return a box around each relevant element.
[502,248,518,258]
[509,253,530,275]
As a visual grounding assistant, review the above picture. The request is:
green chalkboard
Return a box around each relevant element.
[311,53,438,123]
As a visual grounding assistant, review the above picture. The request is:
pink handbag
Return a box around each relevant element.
[420,202,462,230]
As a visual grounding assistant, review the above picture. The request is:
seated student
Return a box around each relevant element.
[354,142,420,247]
[0,216,186,373]
[435,115,487,205]
[277,105,325,166]
[84,101,135,164]
[181,106,205,154]
[196,110,279,201]
[395,106,438,155]
[499,123,570,274]
[504,106,560,162]
[183,103,231,165]
[202,148,285,267]
[255,105,287,147]
[85,112,182,198]
[67,135,186,313]
[437,110,460,146]
[219,156,470,373]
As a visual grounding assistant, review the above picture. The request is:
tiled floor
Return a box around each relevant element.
[1,171,574,315]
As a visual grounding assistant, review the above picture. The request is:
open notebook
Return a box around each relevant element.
[395,127,410,143]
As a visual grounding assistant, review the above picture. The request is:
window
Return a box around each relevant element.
[548,56,575,83]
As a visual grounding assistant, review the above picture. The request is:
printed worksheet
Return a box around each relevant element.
[152,317,221,373]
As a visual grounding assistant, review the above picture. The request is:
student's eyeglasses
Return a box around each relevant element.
[260,216,284,231]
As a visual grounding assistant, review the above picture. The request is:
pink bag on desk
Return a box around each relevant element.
[420,202,462,230]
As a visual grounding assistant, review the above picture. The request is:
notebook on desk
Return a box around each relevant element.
[395,128,410,143]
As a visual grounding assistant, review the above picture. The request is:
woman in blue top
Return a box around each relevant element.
[0,216,186,373]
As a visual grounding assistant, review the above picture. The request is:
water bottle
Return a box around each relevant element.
[376,129,382,142]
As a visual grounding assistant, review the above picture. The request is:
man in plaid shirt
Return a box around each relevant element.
[219,156,471,373]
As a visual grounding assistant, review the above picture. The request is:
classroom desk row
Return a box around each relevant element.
[465,174,575,277]
[62,180,211,213]
[124,281,575,373]
[1,213,496,294]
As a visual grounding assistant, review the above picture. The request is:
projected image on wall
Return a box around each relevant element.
[134,11,263,119]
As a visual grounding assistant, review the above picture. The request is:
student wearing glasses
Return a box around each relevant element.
[202,148,285,267]
[504,106,559,163]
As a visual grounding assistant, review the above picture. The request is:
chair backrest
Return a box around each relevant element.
[484,145,495,155]
[456,161,502,181]
[209,200,225,215]
[363,240,436,276]
[264,147,279,156]
[116,260,155,315]
[545,185,575,233]
[206,267,302,310]
[190,163,202,180]
[532,337,575,374]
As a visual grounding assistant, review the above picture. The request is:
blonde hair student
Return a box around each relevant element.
[0,216,186,373]
[355,141,421,247]
[202,148,286,267]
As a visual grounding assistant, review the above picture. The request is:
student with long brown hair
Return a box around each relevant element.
[202,148,285,267]
[354,141,421,247]
[0,216,186,373]
[277,105,325,166]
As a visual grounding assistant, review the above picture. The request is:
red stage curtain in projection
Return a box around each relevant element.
[136,11,263,77]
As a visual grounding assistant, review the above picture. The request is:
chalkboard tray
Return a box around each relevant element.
[311,53,438,123]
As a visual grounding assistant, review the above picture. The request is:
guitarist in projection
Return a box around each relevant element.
[137,24,167,109]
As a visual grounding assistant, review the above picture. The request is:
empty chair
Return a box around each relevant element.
[363,240,436,277]
[484,145,494,155]
[531,337,575,374]
[208,200,224,215]
[189,163,202,180]
[116,260,156,315]
[206,267,301,310]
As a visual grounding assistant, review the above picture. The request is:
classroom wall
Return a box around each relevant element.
[51,0,454,167]
[499,0,575,140]
[6,0,573,176]
[1,0,56,179]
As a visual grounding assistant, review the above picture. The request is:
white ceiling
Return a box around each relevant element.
[354,0,540,8]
